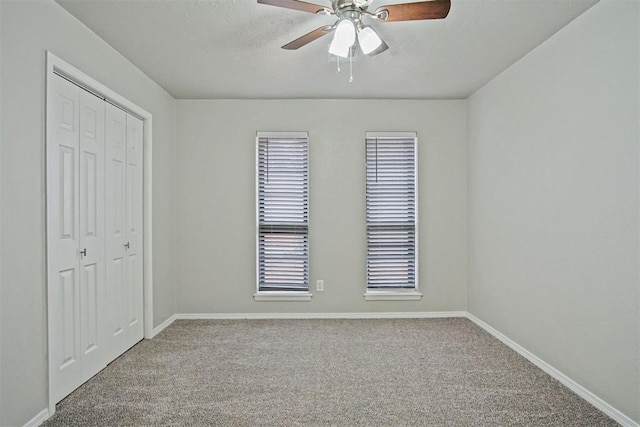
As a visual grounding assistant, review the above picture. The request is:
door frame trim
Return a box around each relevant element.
[45,51,154,416]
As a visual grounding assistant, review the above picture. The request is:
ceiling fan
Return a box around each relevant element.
[257,0,451,57]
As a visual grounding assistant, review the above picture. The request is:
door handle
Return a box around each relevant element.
[80,248,87,257]
[124,242,130,250]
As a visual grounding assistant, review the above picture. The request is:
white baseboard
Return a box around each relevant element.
[175,311,467,320]
[466,313,638,427]
[148,313,177,338]
[23,408,49,427]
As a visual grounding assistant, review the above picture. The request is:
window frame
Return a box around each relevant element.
[364,132,421,301]
[254,131,312,302]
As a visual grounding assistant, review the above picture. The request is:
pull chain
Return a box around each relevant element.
[337,56,341,73]
[349,51,354,83]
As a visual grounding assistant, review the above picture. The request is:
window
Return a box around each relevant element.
[255,132,311,301]
[365,132,421,301]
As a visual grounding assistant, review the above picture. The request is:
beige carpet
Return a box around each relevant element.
[43,318,617,426]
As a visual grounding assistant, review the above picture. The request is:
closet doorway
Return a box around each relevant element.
[45,52,153,412]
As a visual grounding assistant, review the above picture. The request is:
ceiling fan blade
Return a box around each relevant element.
[257,0,331,14]
[374,0,450,22]
[282,25,334,50]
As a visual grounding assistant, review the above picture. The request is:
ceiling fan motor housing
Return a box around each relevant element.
[331,1,369,27]
[333,0,368,13]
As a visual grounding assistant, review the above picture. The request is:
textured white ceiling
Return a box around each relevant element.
[55,0,598,99]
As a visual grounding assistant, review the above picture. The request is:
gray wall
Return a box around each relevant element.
[467,0,639,422]
[0,1,176,425]
[174,100,468,314]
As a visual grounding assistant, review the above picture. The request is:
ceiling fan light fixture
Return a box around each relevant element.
[259,0,452,78]
[328,19,356,58]
[357,25,384,55]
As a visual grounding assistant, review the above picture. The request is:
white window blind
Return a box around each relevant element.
[257,132,309,292]
[366,132,417,290]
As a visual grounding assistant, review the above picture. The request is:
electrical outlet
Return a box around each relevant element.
[316,279,324,292]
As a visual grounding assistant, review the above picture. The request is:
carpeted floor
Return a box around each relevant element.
[43,318,617,426]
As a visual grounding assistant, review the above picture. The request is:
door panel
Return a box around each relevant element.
[83,153,97,235]
[112,256,125,337]
[126,115,144,346]
[60,147,76,240]
[81,263,98,355]
[128,253,138,327]
[59,268,78,370]
[78,89,106,375]
[50,75,82,402]
[113,160,125,235]
[106,103,129,360]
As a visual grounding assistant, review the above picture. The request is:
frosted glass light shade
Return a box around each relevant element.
[358,25,383,55]
[329,19,356,58]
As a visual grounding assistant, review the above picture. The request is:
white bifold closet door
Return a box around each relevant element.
[49,74,107,402]
[105,103,144,362]
[48,73,143,404]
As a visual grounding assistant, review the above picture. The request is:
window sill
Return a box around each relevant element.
[253,292,313,302]
[364,290,422,301]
